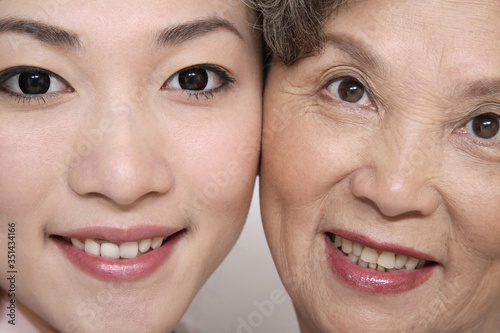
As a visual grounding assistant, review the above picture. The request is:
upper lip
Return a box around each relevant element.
[53,225,185,243]
[327,229,438,263]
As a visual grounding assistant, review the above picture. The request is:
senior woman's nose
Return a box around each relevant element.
[66,99,174,207]
[350,130,441,218]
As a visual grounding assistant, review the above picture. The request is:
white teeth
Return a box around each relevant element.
[377,251,395,269]
[341,238,353,254]
[120,242,139,259]
[139,238,152,253]
[101,242,120,259]
[332,234,429,272]
[395,254,408,269]
[334,234,342,248]
[85,239,100,256]
[353,242,363,257]
[71,238,85,251]
[360,247,378,264]
[71,236,167,259]
[348,253,359,264]
[151,237,164,250]
[358,259,369,268]
[405,256,419,270]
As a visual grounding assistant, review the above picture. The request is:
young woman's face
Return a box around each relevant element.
[0,0,261,331]
[261,0,500,332]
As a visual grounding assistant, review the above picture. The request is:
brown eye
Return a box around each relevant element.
[0,67,72,98]
[19,72,51,94]
[468,113,500,139]
[326,78,369,104]
[162,65,236,100]
[178,68,209,91]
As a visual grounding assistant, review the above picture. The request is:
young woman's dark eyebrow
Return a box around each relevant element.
[0,18,81,49]
[0,17,242,51]
[155,18,243,46]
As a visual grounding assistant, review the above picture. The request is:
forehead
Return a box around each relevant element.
[328,0,500,80]
[0,0,255,44]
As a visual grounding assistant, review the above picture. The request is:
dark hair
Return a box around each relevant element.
[251,0,347,65]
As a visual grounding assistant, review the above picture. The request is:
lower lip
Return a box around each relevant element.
[53,234,182,282]
[325,235,435,293]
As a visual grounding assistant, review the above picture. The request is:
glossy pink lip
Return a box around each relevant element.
[52,226,185,282]
[325,231,437,293]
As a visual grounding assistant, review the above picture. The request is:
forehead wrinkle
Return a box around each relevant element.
[155,17,243,46]
[323,33,388,75]
[0,18,81,49]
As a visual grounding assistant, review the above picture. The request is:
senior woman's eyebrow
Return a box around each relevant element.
[155,18,243,46]
[0,18,81,49]
[324,33,383,72]
[459,79,500,99]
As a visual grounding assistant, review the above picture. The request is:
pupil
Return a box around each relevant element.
[178,68,208,91]
[338,79,364,103]
[472,113,500,139]
[19,72,51,94]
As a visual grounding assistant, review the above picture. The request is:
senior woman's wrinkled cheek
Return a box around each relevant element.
[260,0,500,332]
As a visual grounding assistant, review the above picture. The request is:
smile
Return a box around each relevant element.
[328,233,432,272]
[325,231,438,293]
[66,236,170,259]
[51,226,186,282]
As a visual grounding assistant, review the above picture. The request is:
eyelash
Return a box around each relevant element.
[162,64,236,100]
[0,66,72,105]
[323,74,376,110]
[0,64,235,107]
[321,73,500,146]
[460,111,500,143]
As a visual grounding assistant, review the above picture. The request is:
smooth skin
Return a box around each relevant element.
[0,0,262,332]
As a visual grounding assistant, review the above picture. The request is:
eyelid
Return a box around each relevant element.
[0,66,74,104]
[167,67,221,90]
[162,64,236,100]
[0,66,69,86]
[456,103,500,127]
[462,112,500,141]
[323,75,375,109]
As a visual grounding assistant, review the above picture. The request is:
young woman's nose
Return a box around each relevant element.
[67,101,174,207]
[350,127,441,218]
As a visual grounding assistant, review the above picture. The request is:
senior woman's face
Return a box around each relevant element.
[0,0,261,332]
[261,0,500,332]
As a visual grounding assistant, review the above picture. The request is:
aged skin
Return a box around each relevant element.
[0,0,262,332]
[260,0,500,332]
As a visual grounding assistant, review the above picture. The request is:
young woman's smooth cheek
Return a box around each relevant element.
[0,0,262,332]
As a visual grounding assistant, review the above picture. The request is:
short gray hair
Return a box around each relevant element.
[251,0,347,65]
